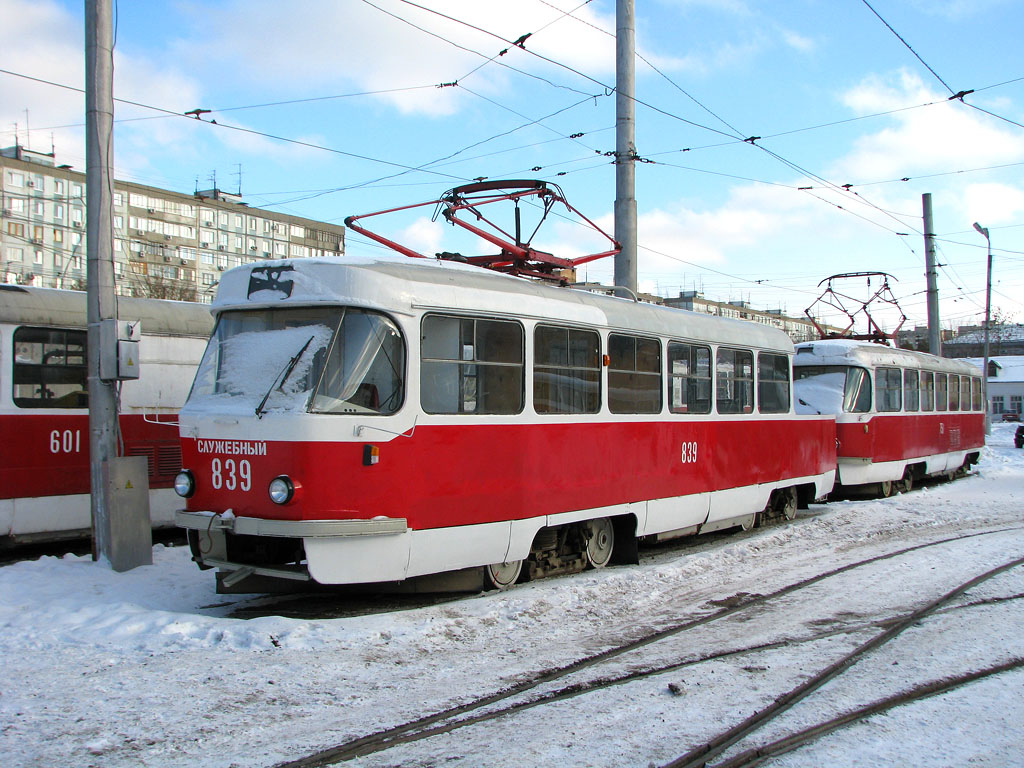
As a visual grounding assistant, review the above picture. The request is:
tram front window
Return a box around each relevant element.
[188,307,404,416]
[794,365,871,414]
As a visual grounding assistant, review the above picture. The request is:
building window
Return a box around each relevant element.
[668,342,712,414]
[1011,395,1023,415]
[421,315,523,415]
[4,246,23,261]
[113,192,123,206]
[992,395,1005,415]
[7,222,24,237]
[290,224,304,238]
[608,334,661,414]
[8,171,24,187]
[10,197,25,214]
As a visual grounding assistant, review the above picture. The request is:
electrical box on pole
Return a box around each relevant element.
[98,319,141,381]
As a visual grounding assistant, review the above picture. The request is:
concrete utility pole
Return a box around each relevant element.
[973,222,993,436]
[87,0,152,569]
[613,0,637,297]
[921,193,941,355]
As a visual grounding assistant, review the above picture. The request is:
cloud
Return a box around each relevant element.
[0,0,85,159]
[167,0,616,118]
[833,70,1024,181]
[961,183,1024,225]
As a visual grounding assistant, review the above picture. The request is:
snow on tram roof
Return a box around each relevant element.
[211,255,794,352]
[795,337,982,375]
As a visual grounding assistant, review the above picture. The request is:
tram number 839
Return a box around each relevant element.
[681,441,699,464]
[211,458,252,491]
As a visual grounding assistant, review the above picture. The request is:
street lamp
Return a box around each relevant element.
[972,222,992,435]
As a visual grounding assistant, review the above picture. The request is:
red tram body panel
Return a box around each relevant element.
[175,256,836,590]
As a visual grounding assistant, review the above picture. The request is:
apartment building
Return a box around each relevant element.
[662,291,829,343]
[1,145,344,302]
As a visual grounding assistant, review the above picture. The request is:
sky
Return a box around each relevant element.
[2,423,1022,766]
[1,0,1023,333]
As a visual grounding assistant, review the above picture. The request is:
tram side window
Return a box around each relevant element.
[935,373,948,410]
[843,367,872,413]
[534,325,600,414]
[971,376,982,411]
[903,369,920,412]
[608,333,662,413]
[12,327,88,408]
[421,315,523,415]
[960,376,972,411]
[920,371,935,411]
[310,310,404,416]
[948,375,960,411]
[716,347,754,414]
[876,367,902,412]
[667,342,711,414]
[757,352,790,414]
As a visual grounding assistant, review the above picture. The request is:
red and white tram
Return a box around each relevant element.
[793,339,984,496]
[0,285,212,544]
[174,256,836,591]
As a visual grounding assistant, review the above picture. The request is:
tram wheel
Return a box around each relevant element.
[483,559,523,590]
[896,471,913,494]
[777,487,798,521]
[878,480,895,498]
[583,518,615,569]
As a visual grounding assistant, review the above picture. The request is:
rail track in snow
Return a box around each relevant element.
[274,525,1024,768]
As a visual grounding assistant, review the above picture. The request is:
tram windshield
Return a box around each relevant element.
[794,365,871,414]
[187,307,404,416]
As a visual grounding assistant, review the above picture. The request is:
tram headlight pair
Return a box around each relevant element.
[174,470,196,498]
[268,475,295,505]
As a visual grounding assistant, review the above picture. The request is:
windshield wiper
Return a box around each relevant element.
[255,334,315,419]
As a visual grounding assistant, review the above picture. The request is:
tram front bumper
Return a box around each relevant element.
[175,510,410,588]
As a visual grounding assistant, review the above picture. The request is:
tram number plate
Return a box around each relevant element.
[681,441,699,464]
[49,428,82,454]
[210,458,252,491]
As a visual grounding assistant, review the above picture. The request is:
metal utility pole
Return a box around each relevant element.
[922,193,941,355]
[87,0,152,569]
[613,0,637,298]
[973,222,993,436]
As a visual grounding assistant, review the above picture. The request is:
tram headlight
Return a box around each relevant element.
[268,475,295,505]
[174,470,196,498]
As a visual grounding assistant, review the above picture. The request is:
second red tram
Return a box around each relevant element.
[793,339,984,495]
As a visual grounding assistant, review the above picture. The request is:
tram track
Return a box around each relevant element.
[275,526,1023,768]
[709,657,1024,768]
[663,554,1024,768]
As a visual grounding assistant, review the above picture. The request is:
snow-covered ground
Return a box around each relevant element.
[2,424,1022,768]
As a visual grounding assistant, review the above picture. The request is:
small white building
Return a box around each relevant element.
[965,355,1024,419]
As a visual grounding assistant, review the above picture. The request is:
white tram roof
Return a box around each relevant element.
[0,285,214,337]
[212,255,795,353]
[794,338,982,376]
